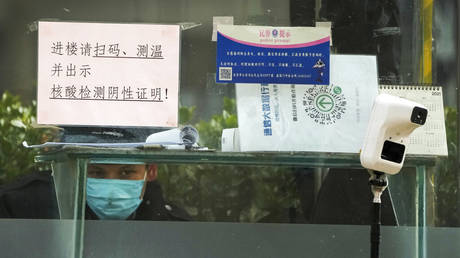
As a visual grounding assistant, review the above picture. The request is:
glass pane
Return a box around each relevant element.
[157,165,401,225]
[83,221,419,258]
[0,219,77,258]
[432,0,459,228]
[0,0,458,258]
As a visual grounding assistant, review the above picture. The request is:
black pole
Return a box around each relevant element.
[368,170,387,258]
[371,202,381,258]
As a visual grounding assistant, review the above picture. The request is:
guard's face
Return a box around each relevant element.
[87,164,147,180]
[85,164,151,220]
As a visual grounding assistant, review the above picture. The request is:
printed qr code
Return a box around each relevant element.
[219,67,232,81]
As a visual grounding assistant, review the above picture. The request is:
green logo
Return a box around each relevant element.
[302,85,347,125]
[315,94,334,112]
[333,86,342,94]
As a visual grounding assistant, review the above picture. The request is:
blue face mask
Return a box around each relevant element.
[86,178,145,220]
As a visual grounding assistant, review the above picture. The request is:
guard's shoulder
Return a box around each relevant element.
[0,170,58,219]
[137,181,192,221]
[163,202,192,221]
[0,170,53,194]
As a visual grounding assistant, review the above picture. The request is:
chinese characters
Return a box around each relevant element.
[50,85,165,102]
[260,84,272,136]
[50,41,164,59]
[51,63,91,77]
[48,41,168,103]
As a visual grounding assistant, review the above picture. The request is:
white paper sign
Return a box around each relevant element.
[315,21,332,46]
[212,16,234,41]
[37,21,180,127]
[236,54,379,153]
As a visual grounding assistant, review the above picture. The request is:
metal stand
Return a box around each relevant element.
[368,170,388,258]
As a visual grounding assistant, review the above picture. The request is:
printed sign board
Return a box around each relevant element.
[216,25,330,85]
[236,54,378,153]
[37,21,180,127]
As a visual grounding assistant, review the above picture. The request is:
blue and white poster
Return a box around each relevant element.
[216,25,330,85]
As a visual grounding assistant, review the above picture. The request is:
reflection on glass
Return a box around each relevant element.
[0,1,458,258]
[158,165,398,225]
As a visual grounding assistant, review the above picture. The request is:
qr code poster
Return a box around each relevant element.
[216,25,330,85]
[235,55,379,153]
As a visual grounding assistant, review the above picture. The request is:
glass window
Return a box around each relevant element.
[0,0,458,257]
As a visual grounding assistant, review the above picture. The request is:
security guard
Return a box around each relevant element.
[0,165,190,221]
[1,127,190,221]
[84,163,191,221]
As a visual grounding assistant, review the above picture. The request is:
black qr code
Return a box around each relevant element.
[219,67,232,81]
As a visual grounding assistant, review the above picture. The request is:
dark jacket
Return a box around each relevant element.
[312,168,397,226]
[0,170,59,219]
[0,170,190,221]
